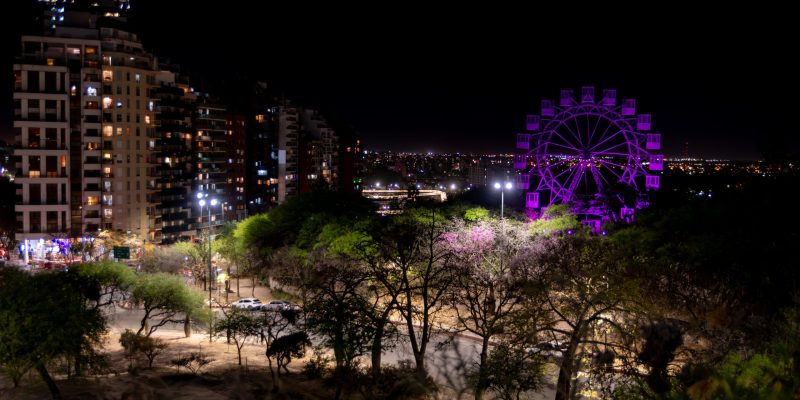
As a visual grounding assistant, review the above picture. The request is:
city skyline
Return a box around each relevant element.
[2,1,797,160]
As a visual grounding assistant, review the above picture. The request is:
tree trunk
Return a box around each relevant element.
[371,323,385,380]
[236,276,240,296]
[137,309,150,336]
[184,315,192,337]
[555,362,572,400]
[35,363,61,399]
[251,275,256,297]
[475,334,491,400]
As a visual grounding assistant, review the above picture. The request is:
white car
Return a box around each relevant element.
[230,298,263,310]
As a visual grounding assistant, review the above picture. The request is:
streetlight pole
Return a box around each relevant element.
[198,193,218,343]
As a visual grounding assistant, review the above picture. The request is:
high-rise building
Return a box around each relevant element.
[98,23,158,242]
[246,82,279,214]
[226,115,246,222]
[152,71,196,244]
[194,97,227,234]
[298,109,338,194]
[277,103,299,203]
[12,6,157,258]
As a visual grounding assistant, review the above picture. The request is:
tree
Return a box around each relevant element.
[139,245,190,274]
[400,207,457,377]
[172,240,218,291]
[119,330,168,368]
[130,273,204,336]
[528,235,643,400]
[303,256,376,400]
[463,206,490,222]
[215,308,261,366]
[0,269,107,398]
[529,204,582,236]
[445,219,543,400]
[317,220,402,382]
[69,260,136,310]
[482,343,545,400]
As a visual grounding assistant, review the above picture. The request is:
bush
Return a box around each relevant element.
[170,352,214,375]
[375,362,437,400]
[119,329,168,368]
[270,287,298,302]
[302,346,331,379]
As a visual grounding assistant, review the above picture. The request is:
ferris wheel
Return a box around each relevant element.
[515,87,663,223]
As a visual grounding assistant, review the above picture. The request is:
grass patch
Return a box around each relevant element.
[270,287,299,302]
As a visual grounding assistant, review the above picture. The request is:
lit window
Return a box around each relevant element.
[103,209,113,218]
[86,196,98,205]
[86,85,97,96]
[47,58,55,66]
[135,73,140,83]
[144,115,150,124]
[102,97,112,109]
[255,114,264,123]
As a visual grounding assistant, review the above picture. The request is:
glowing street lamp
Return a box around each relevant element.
[494,181,514,233]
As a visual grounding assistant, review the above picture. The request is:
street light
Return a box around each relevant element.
[494,181,514,234]
[198,194,218,343]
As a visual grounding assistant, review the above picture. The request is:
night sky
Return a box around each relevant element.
[3,2,797,160]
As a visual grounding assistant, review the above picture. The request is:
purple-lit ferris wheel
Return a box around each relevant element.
[515,87,663,225]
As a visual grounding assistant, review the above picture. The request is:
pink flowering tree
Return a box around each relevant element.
[445,218,548,400]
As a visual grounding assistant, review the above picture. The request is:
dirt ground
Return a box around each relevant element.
[0,281,330,399]
[0,327,336,400]
[0,281,464,400]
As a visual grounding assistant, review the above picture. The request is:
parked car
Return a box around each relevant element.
[230,297,263,310]
[261,300,294,312]
[527,341,568,357]
[42,261,68,272]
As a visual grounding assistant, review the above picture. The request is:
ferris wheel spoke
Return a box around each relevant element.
[560,119,584,149]
[596,158,629,170]
[550,131,582,152]
[588,114,603,146]
[592,117,616,146]
[589,166,606,192]
[566,164,585,194]
[592,168,619,187]
[597,161,624,182]
[546,157,577,170]
[593,151,631,157]
[546,140,583,154]
[590,129,626,152]
[552,163,578,181]
[594,144,631,159]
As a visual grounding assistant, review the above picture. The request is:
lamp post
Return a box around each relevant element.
[198,193,218,343]
[494,181,513,234]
